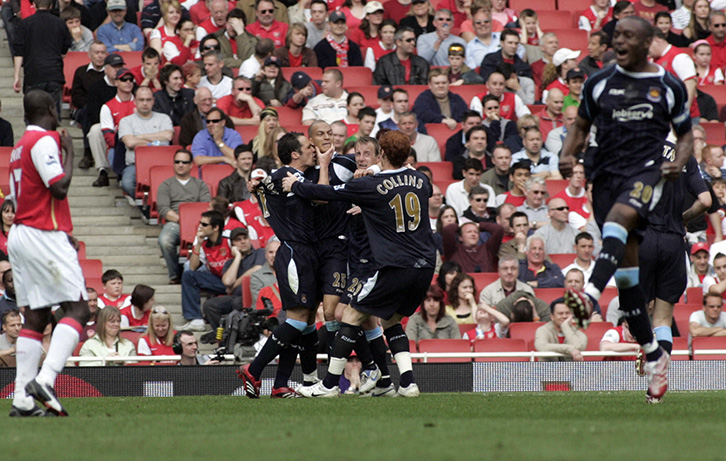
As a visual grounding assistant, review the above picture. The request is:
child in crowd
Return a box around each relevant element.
[518,9,543,46]
[120,284,156,328]
[445,44,482,86]
[182,62,202,90]
[563,68,585,109]
[462,301,511,342]
[97,269,131,309]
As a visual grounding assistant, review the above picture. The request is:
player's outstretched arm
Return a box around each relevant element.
[50,128,75,200]
[559,115,591,170]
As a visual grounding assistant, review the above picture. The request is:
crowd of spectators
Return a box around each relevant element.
[7,0,726,364]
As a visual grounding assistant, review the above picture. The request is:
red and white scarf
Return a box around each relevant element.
[326,33,350,67]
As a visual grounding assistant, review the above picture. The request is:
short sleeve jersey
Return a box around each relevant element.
[255,166,318,245]
[292,168,436,269]
[648,143,708,235]
[9,127,72,232]
[578,64,691,179]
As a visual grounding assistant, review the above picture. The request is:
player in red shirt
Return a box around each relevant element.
[8,90,89,417]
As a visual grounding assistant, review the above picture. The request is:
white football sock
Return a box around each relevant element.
[13,332,44,410]
[36,320,80,388]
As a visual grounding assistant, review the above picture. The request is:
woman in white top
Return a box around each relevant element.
[149,0,185,55]
[79,307,136,366]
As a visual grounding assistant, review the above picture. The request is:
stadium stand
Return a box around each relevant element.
[418,339,472,363]
[692,337,726,360]
[473,338,529,362]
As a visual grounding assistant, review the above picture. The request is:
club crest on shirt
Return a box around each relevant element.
[647,87,662,103]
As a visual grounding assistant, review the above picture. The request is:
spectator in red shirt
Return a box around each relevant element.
[246,0,289,49]
[137,306,177,358]
[633,0,667,25]
[216,76,264,125]
[130,47,162,92]
[534,88,564,140]
[120,284,155,328]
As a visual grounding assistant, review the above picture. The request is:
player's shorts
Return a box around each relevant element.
[350,266,435,320]
[316,236,349,297]
[340,263,376,306]
[639,229,687,305]
[274,241,320,311]
[592,168,665,232]
[8,224,88,309]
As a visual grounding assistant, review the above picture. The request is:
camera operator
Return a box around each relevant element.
[177,331,221,365]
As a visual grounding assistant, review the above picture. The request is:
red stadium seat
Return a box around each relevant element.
[438,179,459,200]
[473,338,529,362]
[63,52,89,105]
[508,322,545,351]
[148,165,174,219]
[135,145,183,200]
[406,85,429,106]
[599,287,618,318]
[671,336,690,361]
[449,85,484,106]
[533,288,563,304]
[346,85,380,109]
[85,277,104,293]
[281,67,323,83]
[121,51,143,69]
[685,287,704,305]
[178,201,210,258]
[242,274,253,308]
[458,323,475,337]
[418,161,455,182]
[546,29,589,51]
[417,339,472,362]
[510,0,555,12]
[548,253,574,270]
[701,121,724,144]
[537,11,574,30]
[120,331,144,347]
[0,167,9,197]
[200,163,233,185]
[583,322,615,361]
[425,123,458,160]
[692,336,726,360]
[470,272,500,298]
[556,0,591,14]
[79,259,103,279]
[700,85,726,121]
[0,146,11,167]
[330,66,373,86]
[673,303,701,338]
[546,179,568,198]
[274,106,304,124]
[77,241,87,260]
[235,125,259,145]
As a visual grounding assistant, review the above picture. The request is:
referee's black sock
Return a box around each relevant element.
[323,323,361,389]
[249,322,302,378]
[385,324,414,388]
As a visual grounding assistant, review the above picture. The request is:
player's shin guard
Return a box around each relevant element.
[298,325,319,376]
[616,270,661,362]
[654,326,673,355]
[366,327,392,388]
[384,324,414,387]
[586,222,627,301]
[13,330,44,410]
[323,323,361,388]
[35,318,81,388]
[325,320,340,355]
[249,319,305,378]
[274,346,298,389]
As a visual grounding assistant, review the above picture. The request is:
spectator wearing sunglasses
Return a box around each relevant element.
[533,198,579,255]
[373,27,429,86]
[246,0,288,48]
[157,149,212,284]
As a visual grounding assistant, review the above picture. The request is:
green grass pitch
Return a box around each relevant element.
[2,392,724,460]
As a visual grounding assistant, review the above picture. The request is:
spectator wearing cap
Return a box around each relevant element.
[373,27,429,86]
[89,66,136,188]
[417,9,466,66]
[314,10,364,68]
[306,0,329,49]
[363,18,398,72]
[191,107,243,173]
[272,23,318,67]
[445,43,482,85]
[371,85,394,136]
[541,48,581,102]
[534,297,587,361]
[74,40,108,170]
[412,68,468,130]
[479,29,532,82]
[284,71,322,109]
[579,30,608,77]
[533,89,564,140]
[251,56,292,106]
[442,219,504,273]
[302,68,348,125]
[216,75,263,126]
[562,69,585,109]
[213,8,258,68]
[218,144,253,202]
[152,64,196,127]
[12,0,71,111]
[96,0,145,53]
[688,242,715,288]
[350,1,386,50]
[180,87,235,147]
[118,86,174,197]
[246,0,288,48]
